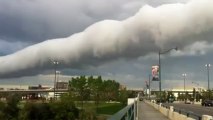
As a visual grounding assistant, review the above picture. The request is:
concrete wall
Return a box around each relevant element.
[145,100,213,120]
[202,115,213,120]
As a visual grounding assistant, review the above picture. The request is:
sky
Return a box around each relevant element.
[0,0,213,90]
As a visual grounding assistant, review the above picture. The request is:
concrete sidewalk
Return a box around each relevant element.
[138,101,169,120]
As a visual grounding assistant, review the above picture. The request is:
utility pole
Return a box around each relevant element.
[53,61,59,100]
[149,74,151,100]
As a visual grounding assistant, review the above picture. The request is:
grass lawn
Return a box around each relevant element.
[75,102,126,115]
[97,103,125,115]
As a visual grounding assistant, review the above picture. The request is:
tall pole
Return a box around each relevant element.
[205,64,211,99]
[184,76,185,92]
[206,64,210,90]
[56,71,60,90]
[149,74,151,100]
[208,65,209,90]
[182,74,186,92]
[158,47,177,102]
[54,66,56,99]
[182,74,186,102]
[159,52,161,100]
[53,61,59,100]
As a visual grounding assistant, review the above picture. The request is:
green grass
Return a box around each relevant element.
[75,102,125,115]
[97,103,125,115]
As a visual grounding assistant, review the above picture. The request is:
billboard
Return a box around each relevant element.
[152,65,159,81]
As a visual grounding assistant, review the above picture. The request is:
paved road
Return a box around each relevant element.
[163,103,213,117]
[138,101,169,120]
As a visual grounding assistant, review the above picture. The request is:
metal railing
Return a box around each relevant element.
[108,101,137,120]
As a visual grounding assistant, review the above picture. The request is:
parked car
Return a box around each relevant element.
[201,100,213,106]
[185,100,192,104]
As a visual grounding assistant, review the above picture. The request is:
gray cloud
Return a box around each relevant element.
[0,39,30,55]
[0,0,213,78]
[0,0,145,55]
[0,0,143,43]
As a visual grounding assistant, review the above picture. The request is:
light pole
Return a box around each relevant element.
[205,64,211,90]
[159,47,177,101]
[182,74,187,92]
[56,71,61,90]
[182,73,186,102]
[149,74,151,100]
[53,61,59,100]
[205,64,211,99]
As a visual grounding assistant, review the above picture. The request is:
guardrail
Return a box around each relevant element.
[108,100,137,120]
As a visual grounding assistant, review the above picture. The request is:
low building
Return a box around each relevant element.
[26,84,51,100]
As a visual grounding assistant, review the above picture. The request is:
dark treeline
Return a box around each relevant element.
[0,94,79,120]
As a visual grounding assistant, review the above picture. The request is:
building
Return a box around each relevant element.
[26,84,51,100]
[56,82,68,89]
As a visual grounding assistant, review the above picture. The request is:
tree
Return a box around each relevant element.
[102,80,120,101]
[19,94,79,120]
[3,94,21,120]
[51,94,79,120]
[119,88,128,105]
[192,88,196,101]
[88,76,103,111]
[69,76,88,110]
[19,102,53,120]
[0,102,5,119]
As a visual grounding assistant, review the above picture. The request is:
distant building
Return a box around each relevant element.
[28,84,51,90]
[119,84,126,90]
[56,82,68,89]
[26,84,51,100]
[54,82,69,98]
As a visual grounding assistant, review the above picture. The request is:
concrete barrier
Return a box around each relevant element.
[173,112,180,120]
[159,105,168,116]
[168,106,173,119]
[179,114,188,120]
[202,115,213,120]
[144,100,213,120]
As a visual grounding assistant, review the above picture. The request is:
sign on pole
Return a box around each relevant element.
[152,65,159,81]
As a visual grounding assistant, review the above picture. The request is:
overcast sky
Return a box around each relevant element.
[0,0,213,90]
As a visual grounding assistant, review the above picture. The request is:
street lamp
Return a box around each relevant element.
[205,64,211,90]
[158,47,178,101]
[182,73,186,103]
[182,74,187,92]
[205,64,211,99]
[149,74,151,100]
[53,61,59,100]
[56,71,61,90]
